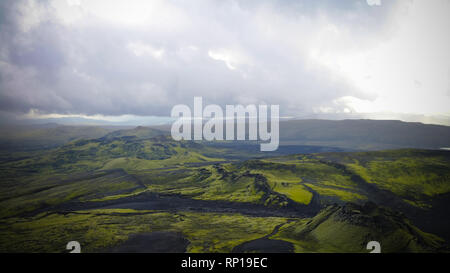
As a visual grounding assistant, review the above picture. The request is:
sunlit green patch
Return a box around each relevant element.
[304,183,366,202]
[269,182,312,205]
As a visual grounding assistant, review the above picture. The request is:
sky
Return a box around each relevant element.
[0,0,449,125]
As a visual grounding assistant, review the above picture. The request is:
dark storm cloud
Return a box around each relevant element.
[0,0,394,118]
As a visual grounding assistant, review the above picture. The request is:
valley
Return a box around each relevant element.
[0,123,449,253]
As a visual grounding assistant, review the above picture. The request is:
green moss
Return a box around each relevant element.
[344,151,450,206]
[0,209,288,253]
[270,182,312,205]
[305,183,367,202]
[273,204,445,253]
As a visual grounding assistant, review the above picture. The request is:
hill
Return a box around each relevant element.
[101,126,167,140]
[272,202,445,253]
[152,119,450,150]
[279,119,450,150]
[0,124,113,151]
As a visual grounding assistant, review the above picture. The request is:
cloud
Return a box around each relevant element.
[0,0,448,122]
[312,0,450,116]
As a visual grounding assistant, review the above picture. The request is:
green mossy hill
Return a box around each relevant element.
[0,134,224,175]
[275,202,446,253]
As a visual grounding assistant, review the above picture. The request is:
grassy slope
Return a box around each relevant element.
[0,135,224,218]
[316,150,450,208]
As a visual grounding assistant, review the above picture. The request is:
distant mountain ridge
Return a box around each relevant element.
[0,124,113,151]
[278,119,450,150]
[1,119,450,152]
[148,119,450,150]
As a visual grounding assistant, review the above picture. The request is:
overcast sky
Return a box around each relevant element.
[0,0,449,125]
